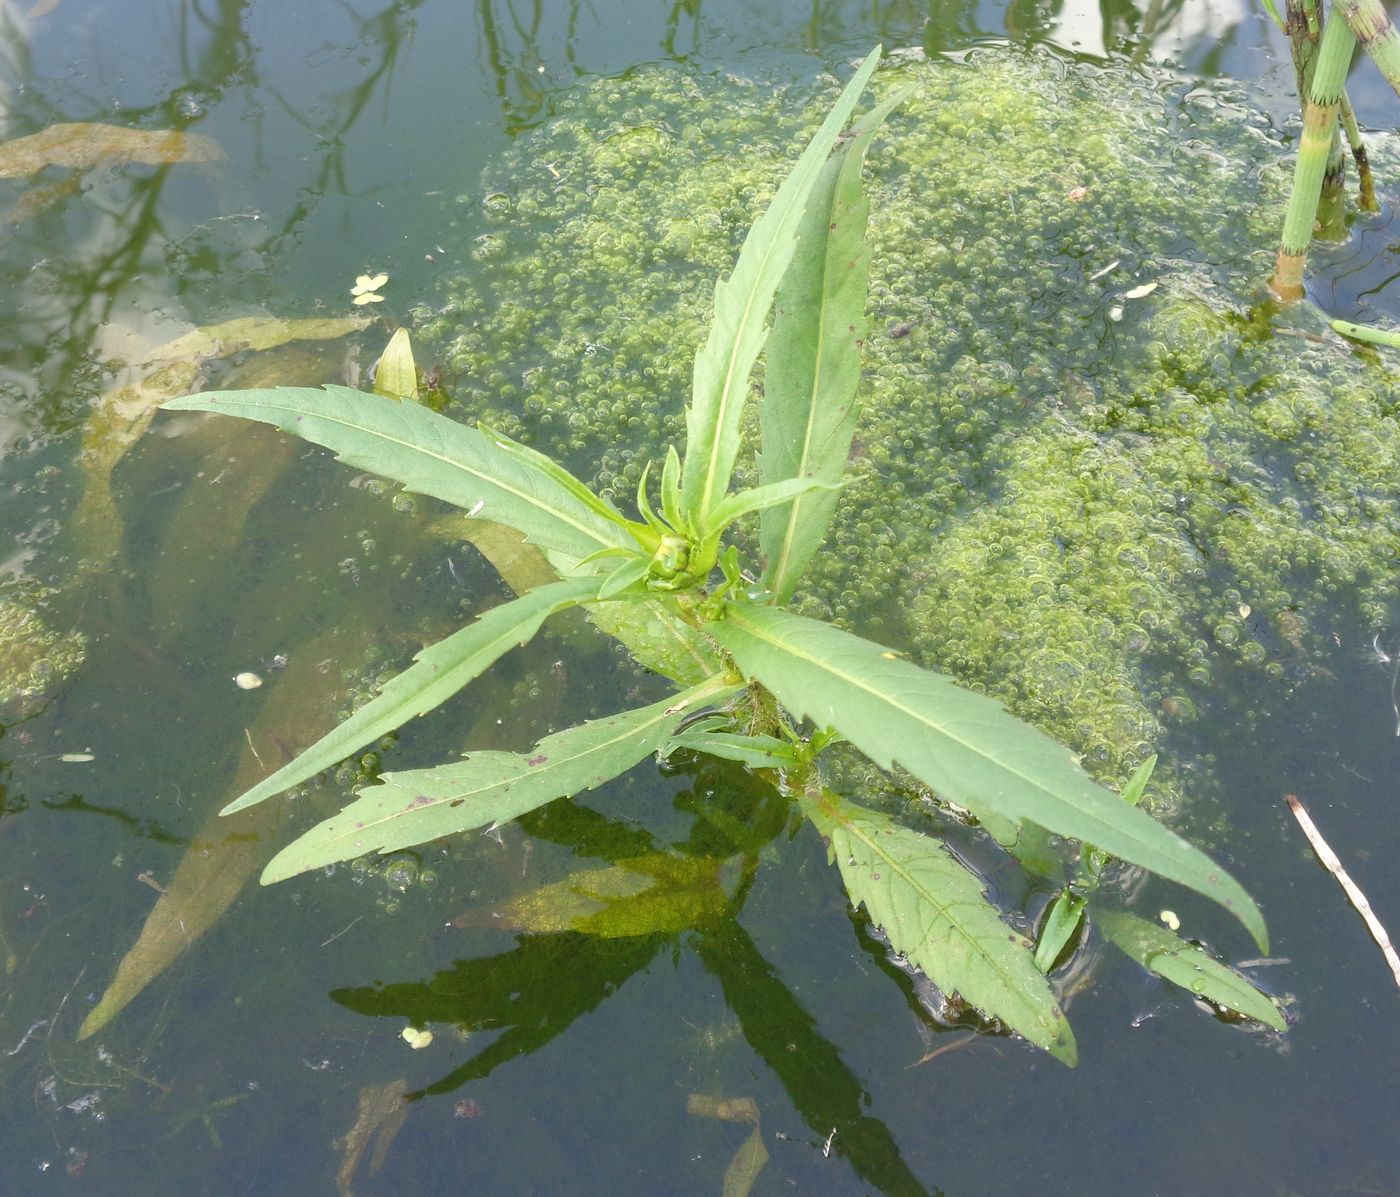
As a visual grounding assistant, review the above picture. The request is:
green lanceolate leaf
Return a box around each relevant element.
[710,602,1268,950]
[597,556,651,599]
[679,48,881,528]
[481,424,640,539]
[162,386,632,560]
[801,788,1076,1063]
[1034,891,1087,973]
[584,596,721,686]
[701,476,842,540]
[261,675,742,883]
[759,88,911,603]
[222,577,601,816]
[1094,908,1285,1030]
[665,723,799,770]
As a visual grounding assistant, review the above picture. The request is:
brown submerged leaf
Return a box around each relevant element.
[77,617,374,1041]
[74,316,368,568]
[334,1078,409,1197]
[687,1093,769,1197]
[1,172,82,223]
[0,122,224,178]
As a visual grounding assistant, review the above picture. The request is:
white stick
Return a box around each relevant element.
[1287,793,1400,993]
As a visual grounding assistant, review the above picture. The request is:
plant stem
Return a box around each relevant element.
[1285,0,1346,240]
[1339,92,1379,210]
[1338,0,1400,99]
[1271,8,1355,300]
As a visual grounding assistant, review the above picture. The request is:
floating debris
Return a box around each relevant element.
[400,1026,433,1050]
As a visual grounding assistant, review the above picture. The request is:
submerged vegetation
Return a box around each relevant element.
[134,49,1300,1063]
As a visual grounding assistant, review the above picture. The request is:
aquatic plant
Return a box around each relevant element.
[159,50,1282,1063]
[1268,0,1400,305]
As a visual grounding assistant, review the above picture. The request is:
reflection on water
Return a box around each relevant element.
[1,1,1399,1194]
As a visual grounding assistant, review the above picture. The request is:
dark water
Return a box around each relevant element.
[2,2,1400,1195]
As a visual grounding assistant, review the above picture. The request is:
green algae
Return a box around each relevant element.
[0,584,85,720]
[420,47,1400,820]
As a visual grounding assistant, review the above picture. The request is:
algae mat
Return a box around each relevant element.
[423,46,1400,811]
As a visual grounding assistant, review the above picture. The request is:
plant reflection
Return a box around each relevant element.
[331,765,934,1196]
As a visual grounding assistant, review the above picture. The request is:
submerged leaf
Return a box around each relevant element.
[162,386,633,561]
[687,1094,767,1197]
[452,853,729,938]
[679,48,881,526]
[1094,907,1286,1030]
[221,577,600,816]
[0,122,224,178]
[75,316,368,567]
[802,788,1076,1063]
[334,1078,409,1197]
[261,675,739,882]
[77,618,374,1040]
[712,601,1268,950]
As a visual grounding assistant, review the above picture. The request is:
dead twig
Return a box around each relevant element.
[1286,793,1400,993]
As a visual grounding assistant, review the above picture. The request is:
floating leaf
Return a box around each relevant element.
[222,577,601,816]
[679,48,881,527]
[711,601,1268,950]
[0,122,224,178]
[373,328,417,401]
[352,272,388,296]
[802,788,1076,1063]
[583,595,722,687]
[261,675,739,883]
[1094,907,1286,1030]
[162,386,635,561]
[759,88,910,602]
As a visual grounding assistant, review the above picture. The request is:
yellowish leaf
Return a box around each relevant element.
[372,328,417,401]
[334,1079,409,1197]
[0,122,223,178]
[73,315,368,569]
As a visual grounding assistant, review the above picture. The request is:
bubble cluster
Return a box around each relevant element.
[419,47,1400,810]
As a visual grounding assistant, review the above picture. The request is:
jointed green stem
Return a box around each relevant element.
[1339,0,1400,98]
[1272,9,1356,299]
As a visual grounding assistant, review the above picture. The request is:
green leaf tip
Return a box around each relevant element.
[679,46,883,530]
[713,601,1268,952]
[163,385,633,560]
[220,577,600,816]
[803,788,1077,1064]
[260,674,740,883]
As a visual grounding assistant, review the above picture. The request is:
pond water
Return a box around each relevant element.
[3,2,1400,1195]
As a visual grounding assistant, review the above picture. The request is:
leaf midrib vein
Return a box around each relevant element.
[730,609,1157,852]
[233,395,622,552]
[840,819,1050,1030]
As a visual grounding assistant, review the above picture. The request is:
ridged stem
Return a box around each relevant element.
[1339,0,1400,98]
[1272,10,1355,300]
